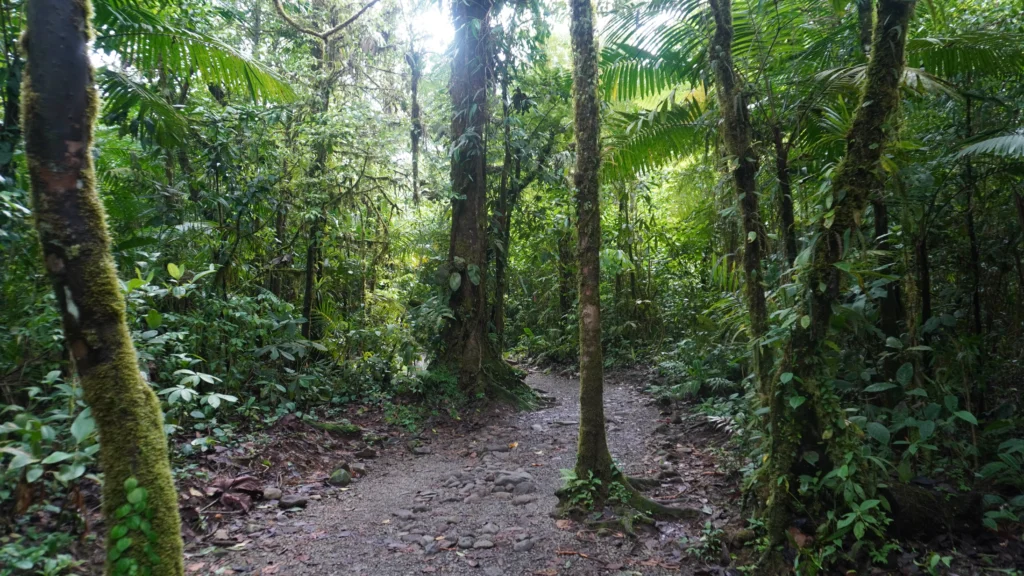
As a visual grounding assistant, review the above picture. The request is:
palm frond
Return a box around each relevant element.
[99,69,190,148]
[907,32,1024,79]
[603,89,712,178]
[94,0,295,103]
[957,133,1024,159]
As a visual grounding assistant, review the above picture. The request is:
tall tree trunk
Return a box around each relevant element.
[22,0,184,573]
[708,0,771,395]
[963,96,985,413]
[857,0,874,57]
[492,77,514,347]
[760,1,916,571]
[442,0,491,393]
[0,0,20,181]
[408,46,423,203]
[569,0,614,485]
[772,125,798,266]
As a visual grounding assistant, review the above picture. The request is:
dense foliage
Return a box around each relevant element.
[1,0,1022,573]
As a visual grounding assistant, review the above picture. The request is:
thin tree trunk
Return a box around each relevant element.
[857,0,874,57]
[772,125,798,266]
[442,0,491,393]
[569,0,613,484]
[22,0,184,573]
[0,0,20,181]
[760,1,917,571]
[708,0,771,394]
[493,77,514,347]
[408,46,422,203]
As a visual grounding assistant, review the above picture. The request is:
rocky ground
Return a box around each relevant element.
[182,368,742,575]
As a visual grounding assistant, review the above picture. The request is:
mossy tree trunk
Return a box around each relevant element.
[708,0,772,396]
[442,0,492,394]
[21,0,184,573]
[759,1,917,571]
[0,0,19,182]
[771,125,798,267]
[569,0,614,486]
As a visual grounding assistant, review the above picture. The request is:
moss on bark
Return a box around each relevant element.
[22,0,184,573]
[757,2,917,572]
[708,0,772,397]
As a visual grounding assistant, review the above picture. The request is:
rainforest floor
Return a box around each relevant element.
[160,367,743,576]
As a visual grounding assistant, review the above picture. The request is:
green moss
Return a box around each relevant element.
[21,0,184,573]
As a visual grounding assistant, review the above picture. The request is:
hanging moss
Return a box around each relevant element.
[21,0,184,574]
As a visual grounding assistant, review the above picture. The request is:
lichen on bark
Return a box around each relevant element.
[21,0,184,573]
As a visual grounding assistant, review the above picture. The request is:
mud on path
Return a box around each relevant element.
[196,369,741,575]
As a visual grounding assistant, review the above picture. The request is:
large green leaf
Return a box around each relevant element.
[94,0,295,103]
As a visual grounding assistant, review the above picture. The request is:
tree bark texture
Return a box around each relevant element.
[708,0,771,395]
[443,0,491,393]
[570,0,613,482]
[760,1,917,570]
[772,125,797,266]
[22,0,184,573]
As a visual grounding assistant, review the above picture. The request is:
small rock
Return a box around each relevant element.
[413,447,432,455]
[512,495,537,505]
[464,494,481,504]
[513,539,535,552]
[349,463,368,476]
[486,444,510,453]
[458,537,474,549]
[492,492,512,500]
[394,509,414,521]
[413,504,430,513]
[421,535,436,547]
[355,447,378,459]
[278,494,307,509]
[473,539,494,549]
[262,487,283,501]
[310,494,322,500]
[531,424,544,432]
[513,482,537,495]
[480,523,499,535]
[328,469,352,486]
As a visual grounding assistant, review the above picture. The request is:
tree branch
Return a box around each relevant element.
[272,0,380,42]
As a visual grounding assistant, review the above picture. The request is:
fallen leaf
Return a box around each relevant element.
[260,566,279,575]
[509,441,519,449]
[554,519,572,530]
[186,563,205,572]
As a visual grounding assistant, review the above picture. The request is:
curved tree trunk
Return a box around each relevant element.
[22,0,184,573]
[760,1,917,571]
[442,0,491,394]
[708,0,772,395]
[569,0,614,485]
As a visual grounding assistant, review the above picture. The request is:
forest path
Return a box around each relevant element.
[210,369,737,576]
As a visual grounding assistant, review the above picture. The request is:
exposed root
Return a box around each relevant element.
[627,488,701,520]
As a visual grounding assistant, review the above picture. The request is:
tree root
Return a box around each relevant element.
[627,488,701,520]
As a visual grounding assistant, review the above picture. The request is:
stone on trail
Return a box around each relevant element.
[393,509,414,521]
[355,447,378,459]
[513,539,535,552]
[262,487,283,500]
[473,538,494,549]
[328,469,352,486]
[278,494,308,509]
[458,536,474,549]
[513,481,537,495]
[480,522,499,535]
[512,495,537,505]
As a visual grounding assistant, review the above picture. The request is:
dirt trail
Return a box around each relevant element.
[206,369,738,575]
